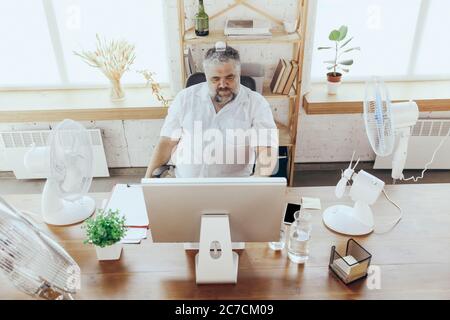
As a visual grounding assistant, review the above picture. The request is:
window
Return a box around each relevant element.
[311,0,450,82]
[0,0,169,89]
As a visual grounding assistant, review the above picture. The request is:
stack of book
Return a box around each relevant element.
[184,47,196,78]
[269,58,299,95]
[224,19,272,38]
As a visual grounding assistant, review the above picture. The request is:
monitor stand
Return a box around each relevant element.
[184,242,245,250]
[194,214,238,284]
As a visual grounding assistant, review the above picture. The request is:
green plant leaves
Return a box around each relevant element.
[340,36,353,48]
[83,208,127,248]
[338,59,354,66]
[329,30,341,41]
[329,25,348,41]
[342,47,360,54]
[338,25,348,41]
[321,25,357,75]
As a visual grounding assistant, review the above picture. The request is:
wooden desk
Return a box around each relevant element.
[1,184,449,300]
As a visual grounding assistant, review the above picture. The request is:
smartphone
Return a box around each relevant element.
[284,203,301,224]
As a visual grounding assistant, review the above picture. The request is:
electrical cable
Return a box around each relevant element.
[402,128,450,182]
[373,189,402,234]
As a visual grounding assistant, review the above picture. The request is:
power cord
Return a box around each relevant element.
[373,189,402,234]
[402,128,450,182]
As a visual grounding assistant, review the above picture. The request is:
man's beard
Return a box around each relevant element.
[214,88,237,104]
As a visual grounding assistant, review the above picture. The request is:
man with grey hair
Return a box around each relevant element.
[145,43,278,178]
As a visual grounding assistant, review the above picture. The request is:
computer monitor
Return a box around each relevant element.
[140,177,287,284]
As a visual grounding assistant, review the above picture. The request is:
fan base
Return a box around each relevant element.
[43,196,95,226]
[323,205,373,236]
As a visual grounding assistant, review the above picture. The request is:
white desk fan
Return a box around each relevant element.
[323,153,385,235]
[363,77,419,180]
[0,196,80,299]
[24,119,95,225]
[323,77,415,235]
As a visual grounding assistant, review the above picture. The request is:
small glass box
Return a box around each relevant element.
[329,238,372,284]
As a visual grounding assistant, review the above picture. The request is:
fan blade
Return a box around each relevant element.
[61,167,83,193]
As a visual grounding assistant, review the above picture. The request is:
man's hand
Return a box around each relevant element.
[253,146,278,177]
[144,137,179,178]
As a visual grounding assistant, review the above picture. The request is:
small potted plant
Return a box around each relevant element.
[318,25,359,95]
[84,208,127,261]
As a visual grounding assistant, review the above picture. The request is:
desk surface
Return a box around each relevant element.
[1,184,449,300]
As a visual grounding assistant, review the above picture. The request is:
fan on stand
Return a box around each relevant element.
[323,77,418,235]
[323,153,386,235]
[0,196,80,299]
[24,119,95,225]
[363,77,419,180]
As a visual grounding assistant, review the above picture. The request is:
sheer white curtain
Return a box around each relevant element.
[309,0,450,82]
[0,0,171,89]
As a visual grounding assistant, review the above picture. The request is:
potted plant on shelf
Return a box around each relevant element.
[84,208,127,261]
[318,25,359,95]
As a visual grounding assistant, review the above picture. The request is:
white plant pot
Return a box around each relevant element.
[327,80,341,95]
[95,242,123,261]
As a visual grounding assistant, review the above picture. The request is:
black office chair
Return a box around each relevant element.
[186,72,256,91]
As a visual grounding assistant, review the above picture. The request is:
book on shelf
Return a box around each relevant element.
[270,59,299,95]
[275,60,293,94]
[183,47,196,78]
[269,59,286,94]
[281,60,299,95]
[224,19,271,36]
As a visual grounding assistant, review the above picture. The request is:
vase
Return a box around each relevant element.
[95,242,123,260]
[110,78,125,101]
[327,72,342,95]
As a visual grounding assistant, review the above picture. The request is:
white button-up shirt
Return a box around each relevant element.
[160,82,278,178]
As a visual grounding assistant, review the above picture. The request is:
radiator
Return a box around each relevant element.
[374,119,450,170]
[0,129,110,179]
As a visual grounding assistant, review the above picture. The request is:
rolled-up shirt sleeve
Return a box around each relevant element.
[250,97,279,148]
[160,93,184,140]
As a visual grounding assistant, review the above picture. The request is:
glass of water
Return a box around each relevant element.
[288,210,312,263]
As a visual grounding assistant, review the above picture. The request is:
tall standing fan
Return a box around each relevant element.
[24,119,95,225]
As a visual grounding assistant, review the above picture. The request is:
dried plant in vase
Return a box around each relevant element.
[137,69,170,108]
[74,34,136,101]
